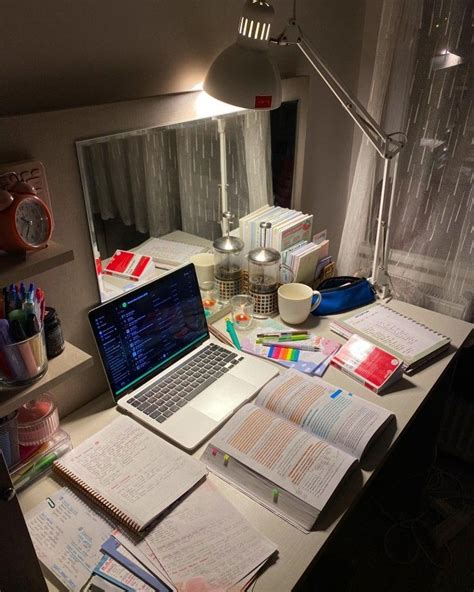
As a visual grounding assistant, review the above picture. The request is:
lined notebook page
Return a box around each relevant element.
[342,305,449,360]
[54,415,207,530]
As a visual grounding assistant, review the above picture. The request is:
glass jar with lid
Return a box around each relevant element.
[247,222,282,317]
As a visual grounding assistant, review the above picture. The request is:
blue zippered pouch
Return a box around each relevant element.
[311,276,375,316]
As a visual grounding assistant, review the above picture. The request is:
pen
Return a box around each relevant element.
[257,330,308,337]
[257,334,310,343]
[260,342,320,351]
[225,317,241,351]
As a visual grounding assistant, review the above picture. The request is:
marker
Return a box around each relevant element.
[223,454,230,466]
[272,488,279,502]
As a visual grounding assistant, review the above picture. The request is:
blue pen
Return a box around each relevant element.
[225,318,241,351]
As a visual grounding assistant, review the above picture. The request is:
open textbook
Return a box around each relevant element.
[202,370,395,530]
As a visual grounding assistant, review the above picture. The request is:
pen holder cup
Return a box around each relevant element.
[0,329,48,388]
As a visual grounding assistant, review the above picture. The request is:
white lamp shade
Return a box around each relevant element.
[204,42,282,110]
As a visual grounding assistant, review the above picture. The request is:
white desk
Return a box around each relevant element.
[18,300,473,591]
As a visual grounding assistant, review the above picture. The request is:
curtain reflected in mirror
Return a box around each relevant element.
[77,100,298,301]
[79,103,297,258]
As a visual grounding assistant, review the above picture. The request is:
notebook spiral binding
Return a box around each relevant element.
[53,463,141,533]
[379,305,449,339]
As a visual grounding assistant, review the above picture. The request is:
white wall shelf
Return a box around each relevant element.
[0,342,93,417]
[0,241,74,287]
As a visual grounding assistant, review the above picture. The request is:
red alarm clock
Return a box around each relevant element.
[0,178,53,252]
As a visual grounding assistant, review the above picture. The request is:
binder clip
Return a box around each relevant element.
[223,454,230,467]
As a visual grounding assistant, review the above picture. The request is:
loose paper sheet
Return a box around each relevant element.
[145,481,277,591]
[26,488,113,592]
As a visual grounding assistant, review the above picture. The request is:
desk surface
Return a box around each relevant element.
[19,300,473,591]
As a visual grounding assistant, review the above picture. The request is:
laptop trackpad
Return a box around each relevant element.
[189,374,256,422]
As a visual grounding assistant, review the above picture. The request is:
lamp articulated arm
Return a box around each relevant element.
[273,20,404,161]
[274,20,405,298]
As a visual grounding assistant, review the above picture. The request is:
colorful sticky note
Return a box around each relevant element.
[267,345,300,362]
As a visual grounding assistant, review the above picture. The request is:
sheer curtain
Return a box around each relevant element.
[338,0,473,321]
[81,111,273,244]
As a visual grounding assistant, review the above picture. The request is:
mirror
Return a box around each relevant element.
[77,86,305,303]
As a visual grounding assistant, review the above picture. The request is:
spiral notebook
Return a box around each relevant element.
[53,415,207,532]
[330,304,451,374]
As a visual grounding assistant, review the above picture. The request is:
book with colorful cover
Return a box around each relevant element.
[103,250,155,282]
[331,334,404,393]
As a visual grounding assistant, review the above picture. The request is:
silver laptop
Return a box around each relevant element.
[89,264,278,450]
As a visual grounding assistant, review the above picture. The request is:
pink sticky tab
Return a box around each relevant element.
[211,447,218,456]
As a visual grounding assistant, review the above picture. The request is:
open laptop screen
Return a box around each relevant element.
[89,264,209,401]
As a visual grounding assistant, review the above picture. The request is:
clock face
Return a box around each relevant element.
[14,197,51,247]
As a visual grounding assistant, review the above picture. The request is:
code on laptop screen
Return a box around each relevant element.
[89,264,209,400]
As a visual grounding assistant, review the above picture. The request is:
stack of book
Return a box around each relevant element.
[239,205,313,255]
[239,206,332,285]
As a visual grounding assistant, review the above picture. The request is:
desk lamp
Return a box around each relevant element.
[204,0,406,298]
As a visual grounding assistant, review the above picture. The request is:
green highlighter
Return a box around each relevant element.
[225,318,241,351]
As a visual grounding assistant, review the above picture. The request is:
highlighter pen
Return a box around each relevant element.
[225,318,241,351]
[13,444,70,491]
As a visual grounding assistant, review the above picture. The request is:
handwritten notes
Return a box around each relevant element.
[26,488,113,592]
[145,481,277,591]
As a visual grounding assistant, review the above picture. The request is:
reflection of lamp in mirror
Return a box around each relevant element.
[204,0,406,299]
[213,211,244,302]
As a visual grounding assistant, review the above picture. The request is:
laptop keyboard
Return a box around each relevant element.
[127,343,244,423]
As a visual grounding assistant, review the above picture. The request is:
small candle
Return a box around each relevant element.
[202,298,216,309]
[235,312,250,323]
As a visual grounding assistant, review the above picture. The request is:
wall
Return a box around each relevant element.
[0,0,366,415]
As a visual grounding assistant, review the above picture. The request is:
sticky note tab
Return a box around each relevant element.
[330,389,342,399]
[211,447,218,457]
[272,488,279,503]
[223,454,230,466]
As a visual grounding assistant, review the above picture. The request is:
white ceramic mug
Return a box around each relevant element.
[189,252,215,288]
[278,283,322,325]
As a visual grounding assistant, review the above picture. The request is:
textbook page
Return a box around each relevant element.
[209,404,356,511]
[26,488,113,592]
[54,415,206,530]
[145,481,277,591]
[255,370,393,459]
